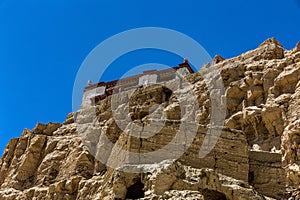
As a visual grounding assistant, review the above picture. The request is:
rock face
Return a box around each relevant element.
[1,38,300,199]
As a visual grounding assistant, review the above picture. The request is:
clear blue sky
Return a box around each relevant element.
[0,0,300,154]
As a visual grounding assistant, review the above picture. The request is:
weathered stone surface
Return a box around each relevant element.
[32,122,62,136]
[1,38,300,199]
[249,150,285,198]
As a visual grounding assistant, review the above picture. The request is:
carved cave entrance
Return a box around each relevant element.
[202,189,227,200]
[125,180,145,199]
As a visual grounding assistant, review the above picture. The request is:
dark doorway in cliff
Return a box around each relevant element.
[249,171,254,183]
[162,86,172,101]
[202,189,227,200]
[125,180,145,199]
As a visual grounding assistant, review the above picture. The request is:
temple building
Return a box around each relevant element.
[81,62,194,107]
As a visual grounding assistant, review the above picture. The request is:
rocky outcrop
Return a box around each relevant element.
[32,122,62,136]
[248,150,285,198]
[1,38,300,199]
[0,158,264,200]
[219,39,300,189]
[110,160,265,200]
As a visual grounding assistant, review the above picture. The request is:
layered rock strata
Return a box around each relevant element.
[1,38,300,199]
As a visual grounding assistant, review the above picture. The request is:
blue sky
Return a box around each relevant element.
[0,0,300,154]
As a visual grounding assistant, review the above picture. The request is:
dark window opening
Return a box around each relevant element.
[125,180,145,199]
[163,86,172,101]
[249,171,254,183]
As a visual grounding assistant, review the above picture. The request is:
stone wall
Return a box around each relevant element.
[249,150,285,198]
[180,128,250,182]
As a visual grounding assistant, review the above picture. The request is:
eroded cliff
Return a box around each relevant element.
[1,38,300,199]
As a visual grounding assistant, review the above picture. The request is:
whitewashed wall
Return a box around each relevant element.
[176,68,190,78]
[81,86,106,107]
[138,74,158,86]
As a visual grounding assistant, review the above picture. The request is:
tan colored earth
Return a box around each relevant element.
[1,38,300,199]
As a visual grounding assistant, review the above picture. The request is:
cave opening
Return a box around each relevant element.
[162,86,173,101]
[125,180,145,199]
[202,189,227,200]
[249,171,254,183]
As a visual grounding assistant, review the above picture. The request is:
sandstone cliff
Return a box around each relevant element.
[1,38,300,199]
